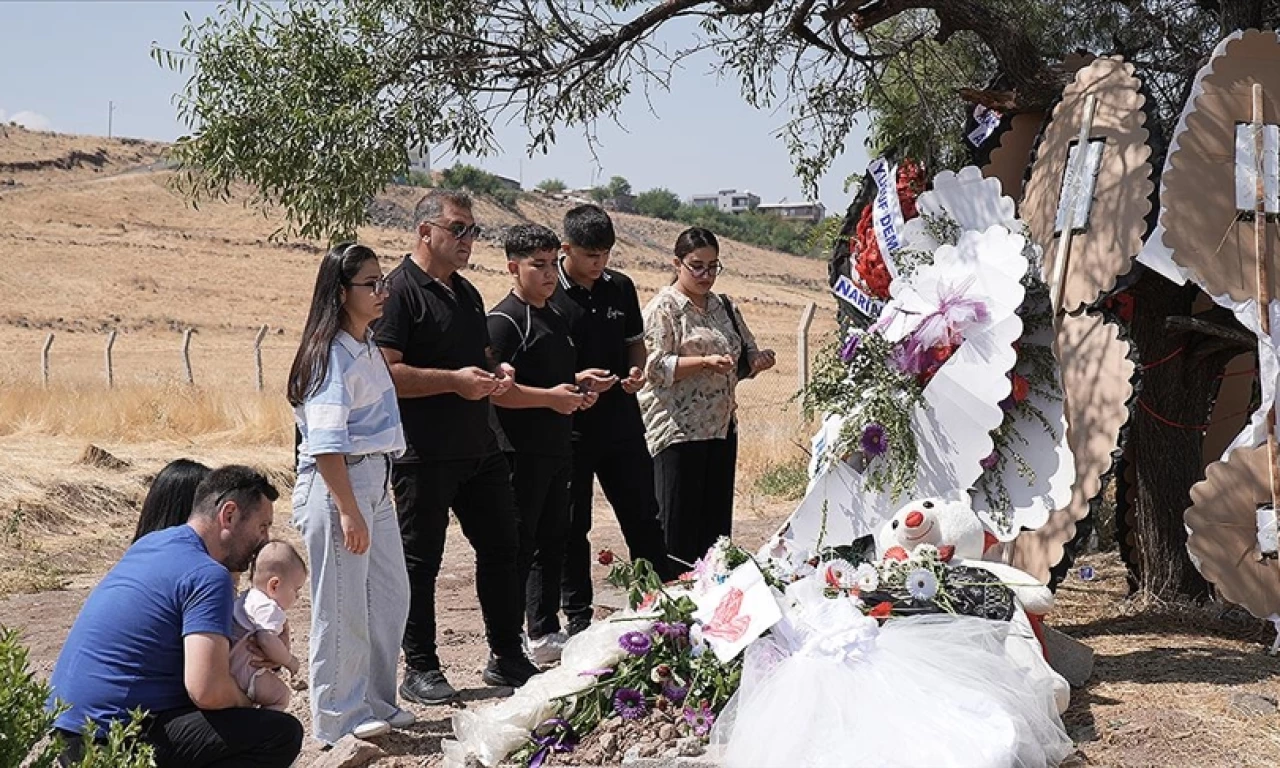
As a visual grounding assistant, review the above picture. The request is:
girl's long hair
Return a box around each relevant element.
[287,243,379,406]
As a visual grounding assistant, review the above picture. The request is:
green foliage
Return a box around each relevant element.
[672,206,818,257]
[754,458,809,501]
[587,187,610,203]
[0,626,156,768]
[536,178,566,193]
[438,163,519,209]
[634,188,681,220]
[405,170,433,188]
[155,0,1234,240]
[604,175,632,198]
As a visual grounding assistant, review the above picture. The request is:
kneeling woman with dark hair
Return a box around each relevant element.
[133,458,212,542]
[287,243,412,744]
[638,227,776,564]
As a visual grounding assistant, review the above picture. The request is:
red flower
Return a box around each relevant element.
[869,602,893,618]
[1011,374,1030,404]
[849,159,925,302]
[882,546,909,562]
[597,549,616,566]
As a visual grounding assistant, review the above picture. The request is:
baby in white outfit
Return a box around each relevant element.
[229,540,307,710]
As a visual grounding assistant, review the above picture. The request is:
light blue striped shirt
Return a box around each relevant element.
[295,330,405,470]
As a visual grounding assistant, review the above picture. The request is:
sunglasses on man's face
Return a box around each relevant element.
[427,221,483,240]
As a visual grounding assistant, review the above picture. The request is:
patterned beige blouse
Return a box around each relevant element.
[638,285,759,456]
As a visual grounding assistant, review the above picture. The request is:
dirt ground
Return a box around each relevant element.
[5,482,1280,768]
[3,126,1280,767]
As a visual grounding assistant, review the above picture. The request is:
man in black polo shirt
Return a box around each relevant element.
[375,190,539,704]
[548,204,675,638]
[487,223,600,665]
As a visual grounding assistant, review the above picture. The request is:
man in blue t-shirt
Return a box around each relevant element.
[48,465,303,767]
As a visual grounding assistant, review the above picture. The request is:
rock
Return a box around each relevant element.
[675,737,705,757]
[658,723,678,741]
[600,732,619,753]
[307,735,384,768]
[1042,625,1094,687]
[1229,692,1278,717]
[77,444,130,471]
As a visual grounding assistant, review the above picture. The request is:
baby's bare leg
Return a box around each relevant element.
[251,671,291,711]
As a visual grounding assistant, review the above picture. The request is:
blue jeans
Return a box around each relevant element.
[293,455,409,744]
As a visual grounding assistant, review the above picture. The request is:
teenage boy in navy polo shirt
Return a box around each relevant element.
[375,191,539,705]
[548,204,675,638]
[487,223,601,664]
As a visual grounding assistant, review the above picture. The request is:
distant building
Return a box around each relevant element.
[492,174,522,192]
[689,189,760,214]
[756,200,827,223]
[408,147,431,175]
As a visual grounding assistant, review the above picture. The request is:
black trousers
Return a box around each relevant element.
[509,451,573,638]
[653,429,738,565]
[561,434,673,631]
[57,707,302,768]
[392,452,522,671]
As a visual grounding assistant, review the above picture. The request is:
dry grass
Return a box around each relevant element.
[0,381,293,445]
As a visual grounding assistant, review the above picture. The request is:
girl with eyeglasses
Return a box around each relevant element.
[637,227,777,564]
[286,243,414,744]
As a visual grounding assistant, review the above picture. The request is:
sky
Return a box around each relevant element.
[0,1,871,212]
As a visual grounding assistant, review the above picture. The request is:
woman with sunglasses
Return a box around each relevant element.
[287,243,413,744]
[638,227,777,564]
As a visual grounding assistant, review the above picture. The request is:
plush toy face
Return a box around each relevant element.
[878,497,987,561]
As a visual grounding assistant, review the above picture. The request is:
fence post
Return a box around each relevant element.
[796,301,816,392]
[182,328,194,385]
[254,325,269,392]
[41,333,54,388]
[104,330,117,388]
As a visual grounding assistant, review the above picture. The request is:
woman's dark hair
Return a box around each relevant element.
[133,458,212,542]
[674,227,719,260]
[287,242,379,406]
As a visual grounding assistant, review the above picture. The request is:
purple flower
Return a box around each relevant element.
[980,451,999,471]
[653,621,689,642]
[613,687,648,720]
[840,332,862,362]
[860,423,889,458]
[682,703,716,737]
[530,717,578,768]
[618,631,652,656]
[662,681,689,704]
[998,395,1016,412]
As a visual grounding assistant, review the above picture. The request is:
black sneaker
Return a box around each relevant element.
[482,654,540,688]
[566,618,592,637]
[399,669,457,705]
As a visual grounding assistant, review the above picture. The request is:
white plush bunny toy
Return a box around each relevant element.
[876,497,1070,713]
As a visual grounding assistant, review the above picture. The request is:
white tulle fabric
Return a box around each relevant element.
[709,597,1071,768]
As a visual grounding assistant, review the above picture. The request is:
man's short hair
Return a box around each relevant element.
[563,204,615,250]
[504,224,561,260]
[414,190,473,228]
[190,465,279,520]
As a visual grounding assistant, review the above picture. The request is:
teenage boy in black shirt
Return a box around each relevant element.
[548,204,675,637]
[374,190,539,705]
[488,223,600,665]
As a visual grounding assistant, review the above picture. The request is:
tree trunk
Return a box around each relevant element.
[1126,274,1218,599]
[1218,0,1266,30]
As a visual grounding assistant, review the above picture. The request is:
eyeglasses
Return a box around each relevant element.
[350,277,389,295]
[681,261,724,278]
[426,220,483,240]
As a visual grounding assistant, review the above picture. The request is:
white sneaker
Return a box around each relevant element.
[352,719,390,739]
[527,631,568,665]
[387,709,416,729]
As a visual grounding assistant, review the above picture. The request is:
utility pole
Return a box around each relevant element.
[108,101,115,139]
